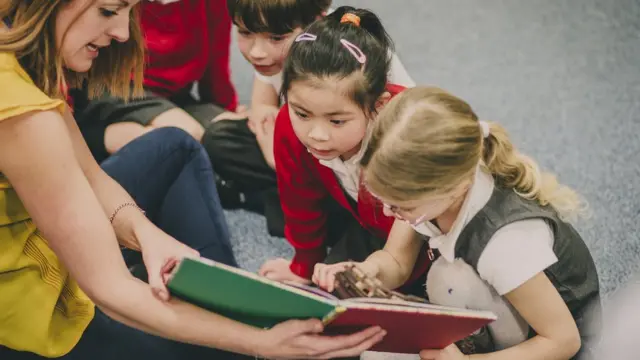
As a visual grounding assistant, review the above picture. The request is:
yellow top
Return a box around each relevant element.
[0,52,94,357]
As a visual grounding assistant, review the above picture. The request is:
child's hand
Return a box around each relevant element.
[248,104,279,134]
[419,344,466,360]
[259,258,312,285]
[312,261,380,293]
[255,116,276,170]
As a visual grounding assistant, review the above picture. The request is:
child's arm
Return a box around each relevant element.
[365,220,423,289]
[259,105,330,281]
[248,76,280,132]
[475,272,580,360]
[313,220,423,292]
[251,75,279,108]
[421,272,581,360]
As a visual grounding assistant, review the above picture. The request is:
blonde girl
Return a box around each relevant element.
[314,86,601,360]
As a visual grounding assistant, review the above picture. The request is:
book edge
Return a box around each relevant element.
[339,301,497,321]
[173,257,338,307]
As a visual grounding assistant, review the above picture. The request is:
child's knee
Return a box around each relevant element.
[149,108,205,141]
[104,122,151,154]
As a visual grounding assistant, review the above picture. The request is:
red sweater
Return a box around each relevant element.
[274,84,430,287]
[140,0,237,110]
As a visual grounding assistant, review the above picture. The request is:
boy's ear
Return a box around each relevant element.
[375,92,392,112]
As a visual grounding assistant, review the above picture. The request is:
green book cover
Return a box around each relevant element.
[166,257,339,329]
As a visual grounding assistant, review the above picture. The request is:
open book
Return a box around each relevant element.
[166,257,496,354]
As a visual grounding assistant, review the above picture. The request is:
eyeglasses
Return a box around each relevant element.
[382,203,430,226]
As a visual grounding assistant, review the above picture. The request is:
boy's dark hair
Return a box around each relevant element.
[228,0,332,35]
[281,6,394,114]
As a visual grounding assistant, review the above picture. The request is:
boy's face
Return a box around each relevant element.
[236,26,303,76]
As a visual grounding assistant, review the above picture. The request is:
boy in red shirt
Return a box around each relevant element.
[72,0,241,163]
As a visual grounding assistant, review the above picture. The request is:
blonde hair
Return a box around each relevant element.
[0,0,144,100]
[361,86,586,221]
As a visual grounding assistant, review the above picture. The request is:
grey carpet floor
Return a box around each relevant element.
[223,0,639,356]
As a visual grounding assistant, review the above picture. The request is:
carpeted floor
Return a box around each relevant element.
[222,0,640,357]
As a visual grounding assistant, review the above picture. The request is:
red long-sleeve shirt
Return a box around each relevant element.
[140,0,237,110]
[274,84,430,287]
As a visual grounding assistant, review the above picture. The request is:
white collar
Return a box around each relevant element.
[412,167,495,262]
[318,143,366,170]
[318,125,370,170]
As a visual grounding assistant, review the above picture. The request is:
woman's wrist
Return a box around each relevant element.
[245,327,272,358]
[111,204,149,251]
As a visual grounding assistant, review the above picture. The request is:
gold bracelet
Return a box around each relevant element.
[109,202,145,223]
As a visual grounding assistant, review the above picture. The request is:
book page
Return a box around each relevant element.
[342,298,497,320]
[282,281,340,300]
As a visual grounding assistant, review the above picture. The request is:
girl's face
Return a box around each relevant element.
[56,0,138,72]
[288,78,378,161]
[373,181,471,226]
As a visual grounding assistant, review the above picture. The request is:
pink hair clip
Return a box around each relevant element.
[295,33,317,42]
[340,39,366,65]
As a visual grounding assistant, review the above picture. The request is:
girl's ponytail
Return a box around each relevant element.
[482,122,587,221]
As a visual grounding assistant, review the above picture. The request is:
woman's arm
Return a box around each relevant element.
[0,110,386,358]
[0,109,265,352]
[364,220,423,289]
[471,272,581,360]
[61,109,154,251]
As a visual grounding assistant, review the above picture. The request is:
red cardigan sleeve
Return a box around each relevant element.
[198,0,238,111]
[274,105,330,279]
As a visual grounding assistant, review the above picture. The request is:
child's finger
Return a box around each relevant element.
[327,266,344,292]
[319,265,333,290]
[311,264,323,285]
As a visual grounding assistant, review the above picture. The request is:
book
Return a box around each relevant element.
[166,257,497,354]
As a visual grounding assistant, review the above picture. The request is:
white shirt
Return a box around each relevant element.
[317,136,370,201]
[413,168,558,295]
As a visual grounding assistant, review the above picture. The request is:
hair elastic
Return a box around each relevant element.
[295,32,317,42]
[340,39,367,65]
[340,13,361,27]
[479,120,490,138]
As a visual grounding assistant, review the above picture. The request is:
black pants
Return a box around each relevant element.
[203,118,285,237]
[71,86,225,164]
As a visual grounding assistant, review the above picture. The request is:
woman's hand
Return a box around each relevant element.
[312,261,380,292]
[257,318,386,359]
[135,223,200,301]
[259,258,312,284]
[420,344,466,360]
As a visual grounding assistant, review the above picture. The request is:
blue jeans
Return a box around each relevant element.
[102,127,237,268]
[0,128,246,359]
